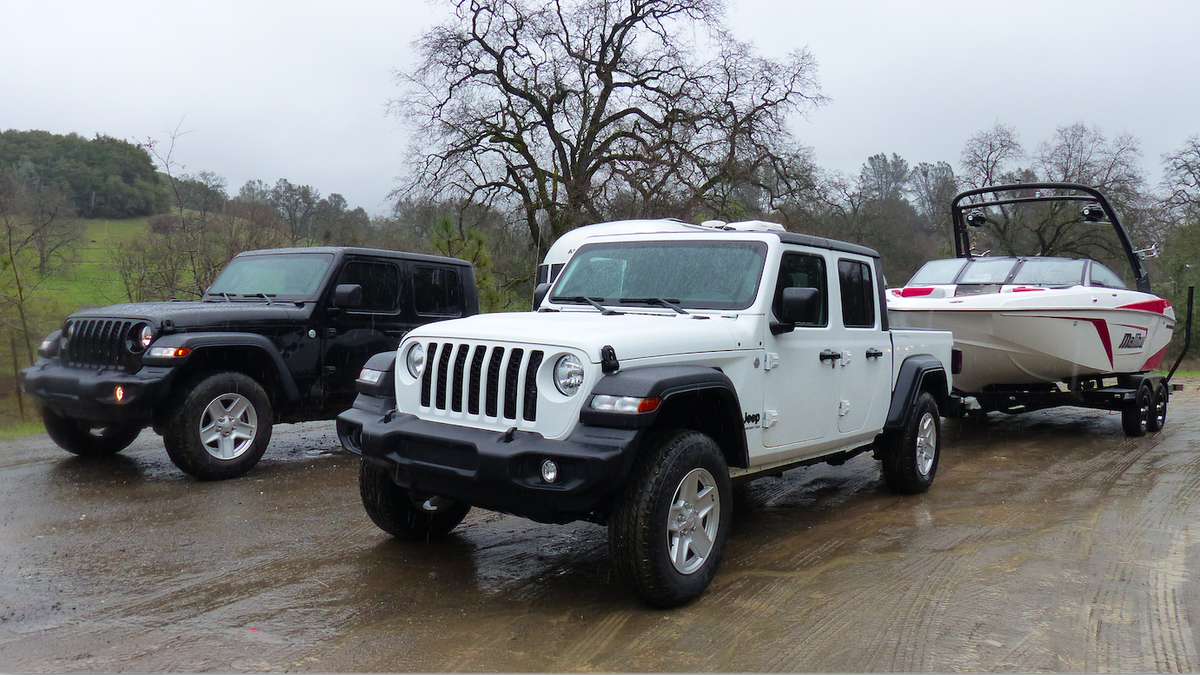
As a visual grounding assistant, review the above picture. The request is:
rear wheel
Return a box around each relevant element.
[359,460,470,541]
[1146,380,1168,433]
[609,429,732,608]
[879,392,941,494]
[42,408,141,457]
[1122,383,1152,437]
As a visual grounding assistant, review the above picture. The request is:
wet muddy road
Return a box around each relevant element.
[4,381,1200,672]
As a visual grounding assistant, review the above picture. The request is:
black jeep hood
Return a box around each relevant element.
[69,301,310,329]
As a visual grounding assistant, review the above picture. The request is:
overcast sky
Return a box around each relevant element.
[3,0,1198,216]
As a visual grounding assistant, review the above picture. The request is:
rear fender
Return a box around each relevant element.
[885,354,948,430]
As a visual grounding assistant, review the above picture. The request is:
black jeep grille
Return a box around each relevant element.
[420,342,543,423]
[61,319,139,371]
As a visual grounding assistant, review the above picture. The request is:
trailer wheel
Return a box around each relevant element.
[1121,383,1152,437]
[1146,380,1168,433]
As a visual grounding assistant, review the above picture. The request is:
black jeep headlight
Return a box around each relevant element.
[126,323,154,353]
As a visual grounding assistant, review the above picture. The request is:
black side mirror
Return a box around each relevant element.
[771,286,821,335]
[533,282,550,310]
[333,284,363,309]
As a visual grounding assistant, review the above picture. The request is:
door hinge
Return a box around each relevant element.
[763,410,778,428]
[840,350,852,367]
[764,352,780,370]
[838,399,850,417]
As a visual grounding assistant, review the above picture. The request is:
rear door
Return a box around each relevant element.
[835,257,889,435]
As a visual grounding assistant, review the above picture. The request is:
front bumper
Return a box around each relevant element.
[338,402,643,524]
[20,359,176,424]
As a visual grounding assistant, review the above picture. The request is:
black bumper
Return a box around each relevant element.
[20,359,176,424]
[338,403,643,524]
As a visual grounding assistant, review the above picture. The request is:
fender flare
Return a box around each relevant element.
[579,364,749,467]
[143,332,302,401]
[885,354,948,430]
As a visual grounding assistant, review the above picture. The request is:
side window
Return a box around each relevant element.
[838,259,876,328]
[774,252,828,327]
[335,260,401,313]
[414,266,462,316]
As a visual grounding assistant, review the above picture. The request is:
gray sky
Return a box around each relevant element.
[3,0,1198,216]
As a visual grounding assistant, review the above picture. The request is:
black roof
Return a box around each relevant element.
[777,232,880,258]
[235,246,471,267]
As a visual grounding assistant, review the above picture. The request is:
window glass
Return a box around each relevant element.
[208,253,334,298]
[906,258,967,286]
[335,261,401,312]
[1088,262,1128,289]
[1011,258,1086,286]
[957,258,1018,284]
[414,266,462,316]
[774,252,827,327]
[839,259,875,328]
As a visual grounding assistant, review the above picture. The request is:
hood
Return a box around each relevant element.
[406,310,756,362]
[69,300,308,329]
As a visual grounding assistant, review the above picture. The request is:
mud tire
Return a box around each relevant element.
[359,460,470,541]
[1147,380,1168,433]
[163,371,273,480]
[609,429,732,608]
[879,392,941,494]
[1122,383,1152,437]
[42,408,141,457]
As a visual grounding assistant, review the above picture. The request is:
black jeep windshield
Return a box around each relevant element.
[208,253,334,299]
[550,240,768,310]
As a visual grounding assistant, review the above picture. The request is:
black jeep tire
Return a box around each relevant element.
[1122,383,1152,437]
[359,460,470,541]
[163,371,273,480]
[609,429,732,608]
[1147,380,1168,433]
[42,408,141,457]
[879,392,941,494]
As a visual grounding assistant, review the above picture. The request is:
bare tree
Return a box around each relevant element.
[393,0,825,250]
[909,161,958,250]
[269,179,320,244]
[1162,135,1200,223]
[959,123,1023,189]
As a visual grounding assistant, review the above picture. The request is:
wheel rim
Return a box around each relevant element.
[667,467,721,575]
[1153,388,1167,427]
[199,393,258,460]
[1139,390,1151,432]
[915,412,937,477]
[409,492,455,514]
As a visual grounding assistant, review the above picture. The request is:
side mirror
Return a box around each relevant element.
[532,282,550,310]
[333,284,363,309]
[771,286,821,335]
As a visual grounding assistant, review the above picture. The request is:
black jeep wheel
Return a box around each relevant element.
[1122,383,1152,437]
[879,391,941,494]
[609,429,732,608]
[1147,380,1168,433]
[359,460,470,541]
[42,408,142,457]
[163,372,273,480]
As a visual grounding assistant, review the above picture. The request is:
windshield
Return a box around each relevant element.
[550,240,768,310]
[957,258,1019,284]
[907,258,968,286]
[1011,258,1086,286]
[208,253,334,298]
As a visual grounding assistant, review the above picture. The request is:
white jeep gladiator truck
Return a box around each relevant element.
[338,222,958,607]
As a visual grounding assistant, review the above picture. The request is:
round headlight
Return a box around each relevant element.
[139,325,154,350]
[554,354,584,396]
[406,343,426,378]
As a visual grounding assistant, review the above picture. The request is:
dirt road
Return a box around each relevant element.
[3,381,1199,672]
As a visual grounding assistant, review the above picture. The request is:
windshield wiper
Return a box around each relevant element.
[207,292,235,302]
[619,297,688,315]
[556,296,622,315]
[243,293,276,305]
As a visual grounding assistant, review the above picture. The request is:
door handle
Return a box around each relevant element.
[866,348,884,359]
[819,349,842,363]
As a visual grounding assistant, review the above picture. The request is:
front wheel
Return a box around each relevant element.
[163,372,273,480]
[359,460,470,541]
[609,429,732,608]
[42,408,141,457]
[1146,380,1168,433]
[879,391,941,494]
[1122,383,1152,437]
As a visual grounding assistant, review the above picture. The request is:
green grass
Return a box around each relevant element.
[0,419,44,440]
[39,218,151,310]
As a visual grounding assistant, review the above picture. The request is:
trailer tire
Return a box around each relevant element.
[1122,383,1152,437]
[1147,380,1168,433]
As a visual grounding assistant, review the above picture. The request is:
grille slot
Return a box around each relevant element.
[421,342,545,425]
[62,319,136,371]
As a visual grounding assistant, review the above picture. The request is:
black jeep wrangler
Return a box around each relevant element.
[21,247,477,479]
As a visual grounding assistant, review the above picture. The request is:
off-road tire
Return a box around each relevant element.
[879,392,941,494]
[42,407,141,457]
[359,460,470,541]
[609,429,732,608]
[1147,380,1168,433]
[1122,383,1152,437]
[163,371,273,480]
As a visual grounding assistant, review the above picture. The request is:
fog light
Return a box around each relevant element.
[114,385,125,403]
[540,459,558,483]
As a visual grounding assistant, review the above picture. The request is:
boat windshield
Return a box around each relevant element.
[550,240,768,310]
[907,258,967,285]
[208,253,334,299]
[1088,262,1129,289]
[957,258,1019,284]
[1011,258,1086,286]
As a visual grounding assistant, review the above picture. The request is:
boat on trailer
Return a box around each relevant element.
[887,182,1191,436]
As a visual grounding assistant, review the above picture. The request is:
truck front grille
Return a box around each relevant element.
[61,319,139,371]
[420,342,543,423]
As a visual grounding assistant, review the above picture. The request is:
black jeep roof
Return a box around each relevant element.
[236,246,472,268]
